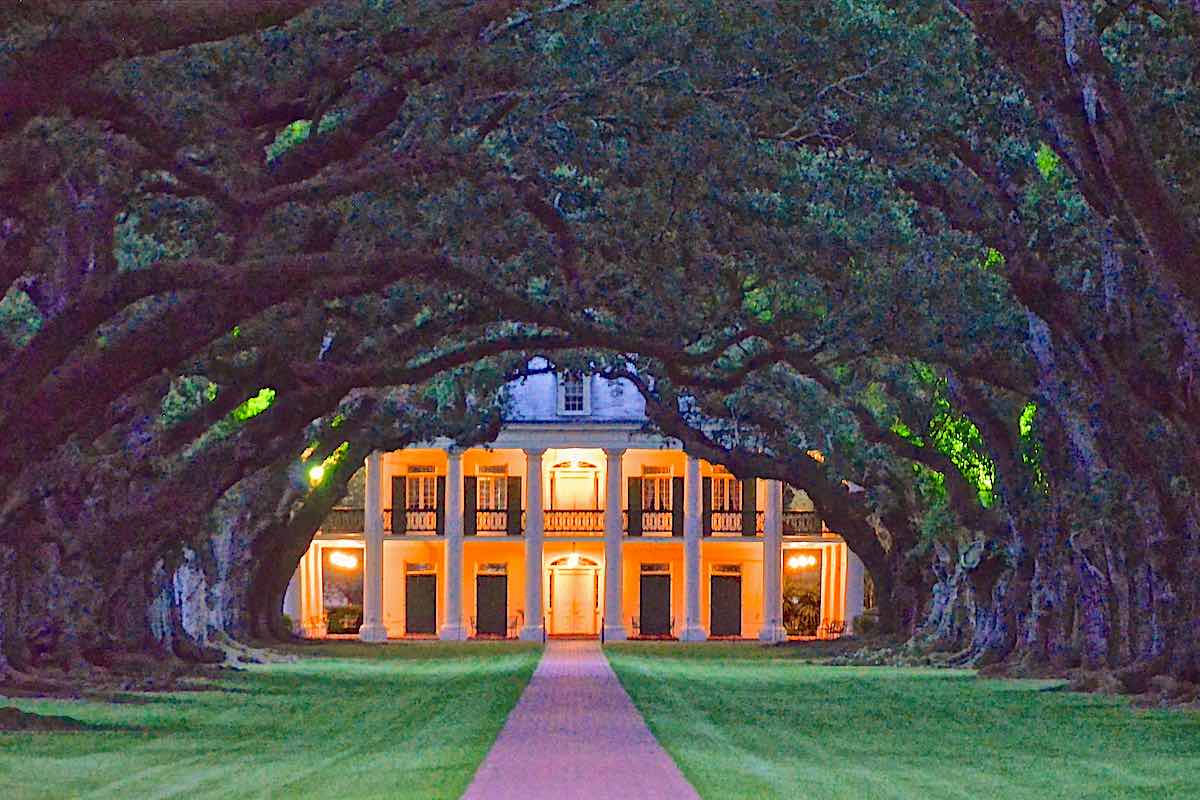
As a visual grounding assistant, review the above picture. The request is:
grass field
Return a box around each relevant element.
[0,641,540,800]
[606,642,1200,800]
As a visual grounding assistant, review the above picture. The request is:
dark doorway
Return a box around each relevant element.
[639,574,672,636]
[475,574,508,637]
[710,574,742,637]
[405,573,437,635]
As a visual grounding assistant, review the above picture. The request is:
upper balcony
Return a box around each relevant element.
[319,506,823,538]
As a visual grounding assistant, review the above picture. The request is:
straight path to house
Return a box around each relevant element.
[462,640,700,800]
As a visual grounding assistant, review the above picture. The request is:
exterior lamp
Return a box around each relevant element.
[328,551,359,570]
[308,464,325,485]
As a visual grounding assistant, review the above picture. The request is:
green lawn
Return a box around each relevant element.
[0,641,540,800]
[606,642,1200,800]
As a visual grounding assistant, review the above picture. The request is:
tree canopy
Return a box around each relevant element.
[1,0,1196,686]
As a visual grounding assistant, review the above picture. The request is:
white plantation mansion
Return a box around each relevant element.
[284,363,869,642]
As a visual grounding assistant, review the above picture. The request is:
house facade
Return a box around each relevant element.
[284,366,868,642]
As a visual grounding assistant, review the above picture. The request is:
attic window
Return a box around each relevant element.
[557,373,590,415]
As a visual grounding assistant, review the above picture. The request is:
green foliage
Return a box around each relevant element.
[158,375,217,428]
[265,119,312,162]
[913,365,996,507]
[981,247,1005,270]
[1034,142,1060,180]
[230,388,276,422]
[0,288,42,348]
[891,419,924,446]
[1019,401,1048,493]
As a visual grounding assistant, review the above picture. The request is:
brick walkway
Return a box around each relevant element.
[462,640,699,800]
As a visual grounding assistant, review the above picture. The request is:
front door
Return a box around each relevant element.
[476,574,507,637]
[551,568,596,635]
[639,574,671,636]
[405,574,437,635]
[710,575,742,637]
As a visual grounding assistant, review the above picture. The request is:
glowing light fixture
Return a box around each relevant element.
[329,551,359,570]
[787,554,818,569]
[566,552,580,568]
[308,464,325,484]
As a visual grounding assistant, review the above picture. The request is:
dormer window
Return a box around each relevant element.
[557,373,590,415]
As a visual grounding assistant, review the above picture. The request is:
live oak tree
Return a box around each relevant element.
[1,0,1197,689]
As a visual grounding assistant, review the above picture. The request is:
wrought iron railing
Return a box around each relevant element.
[709,510,765,535]
[322,507,364,533]
[782,511,822,536]
[544,509,604,535]
[475,510,509,534]
[400,508,439,534]
[642,510,674,535]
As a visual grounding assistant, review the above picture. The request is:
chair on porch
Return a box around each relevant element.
[507,610,524,639]
[630,616,640,637]
[818,620,847,639]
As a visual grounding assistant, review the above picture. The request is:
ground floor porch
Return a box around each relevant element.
[284,535,866,642]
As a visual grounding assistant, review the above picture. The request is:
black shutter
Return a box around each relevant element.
[627,477,643,537]
[671,477,684,537]
[702,476,713,537]
[435,475,446,536]
[506,476,522,536]
[464,476,477,536]
[391,476,406,534]
[741,477,757,536]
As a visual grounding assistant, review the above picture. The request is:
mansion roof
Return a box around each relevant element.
[501,358,647,426]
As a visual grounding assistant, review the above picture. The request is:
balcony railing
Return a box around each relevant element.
[642,510,674,536]
[544,509,604,535]
[708,510,765,536]
[392,507,439,535]
[475,509,511,535]
[324,505,804,538]
[322,507,364,533]
[782,511,822,536]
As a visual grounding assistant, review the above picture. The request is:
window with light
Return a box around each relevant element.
[642,466,672,511]
[478,466,508,510]
[406,465,436,509]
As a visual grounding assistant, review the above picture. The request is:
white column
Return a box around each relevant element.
[520,448,546,641]
[360,452,387,641]
[300,546,323,638]
[603,448,627,641]
[440,449,466,640]
[680,454,706,641]
[759,480,786,643]
[283,563,301,634]
[845,549,866,634]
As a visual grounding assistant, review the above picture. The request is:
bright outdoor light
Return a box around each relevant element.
[328,551,358,570]
[787,554,818,570]
[308,464,325,484]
